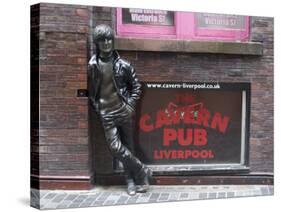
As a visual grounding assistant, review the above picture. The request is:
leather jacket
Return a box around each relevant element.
[88,50,142,112]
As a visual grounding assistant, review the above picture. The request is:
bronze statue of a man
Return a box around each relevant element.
[88,24,152,196]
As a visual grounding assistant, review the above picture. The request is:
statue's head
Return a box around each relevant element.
[93,24,114,54]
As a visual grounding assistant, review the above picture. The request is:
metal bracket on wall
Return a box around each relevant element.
[77,89,88,97]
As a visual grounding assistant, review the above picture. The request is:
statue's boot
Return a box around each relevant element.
[135,166,153,193]
[126,178,136,196]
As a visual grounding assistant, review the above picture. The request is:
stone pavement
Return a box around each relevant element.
[31,185,273,210]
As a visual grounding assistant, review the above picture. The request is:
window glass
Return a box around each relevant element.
[122,8,175,26]
[196,13,246,30]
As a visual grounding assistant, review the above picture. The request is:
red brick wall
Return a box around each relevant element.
[248,17,274,172]
[31,3,91,189]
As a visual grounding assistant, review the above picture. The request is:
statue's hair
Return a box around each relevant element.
[93,24,114,43]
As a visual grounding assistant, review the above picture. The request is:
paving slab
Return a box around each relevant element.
[30,185,274,210]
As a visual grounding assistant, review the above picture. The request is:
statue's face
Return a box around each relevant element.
[98,38,113,54]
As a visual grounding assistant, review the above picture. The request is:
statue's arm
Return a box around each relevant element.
[126,64,142,109]
[87,63,98,110]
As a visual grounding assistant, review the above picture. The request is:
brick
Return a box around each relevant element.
[40,136,88,145]
[93,6,112,13]
[39,153,87,163]
[93,12,112,21]
[39,129,88,137]
[39,169,90,176]
[76,9,89,18]
[38,144,88,154]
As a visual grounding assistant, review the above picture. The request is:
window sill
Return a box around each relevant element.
[115,37,263,55]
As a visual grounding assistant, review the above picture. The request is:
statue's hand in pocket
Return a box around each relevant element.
[126,103,134,114]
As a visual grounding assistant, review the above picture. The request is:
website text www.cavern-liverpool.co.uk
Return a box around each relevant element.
[146,83,221,90]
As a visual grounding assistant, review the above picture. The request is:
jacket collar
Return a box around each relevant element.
[89,50,120,66]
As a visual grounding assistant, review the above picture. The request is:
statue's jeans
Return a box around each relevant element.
[99,103,145,180]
